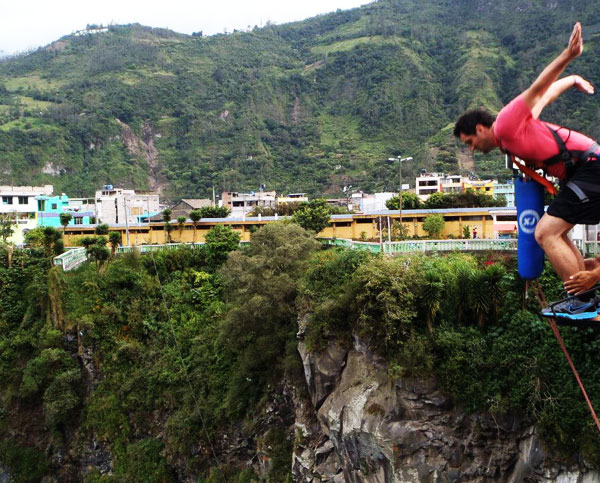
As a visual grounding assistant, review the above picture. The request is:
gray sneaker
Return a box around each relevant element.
[541,296,600,320]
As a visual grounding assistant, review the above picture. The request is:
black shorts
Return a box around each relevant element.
[547,159,600,225]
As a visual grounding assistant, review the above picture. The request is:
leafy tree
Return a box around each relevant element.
[0,214,14,242]
[292,199,330,233]
[423,214,445,239]
[220,223,318,416]
[25,227,63,260]
[189,209,202,243]
[108,231,122,258]
[198,206,230,218]
[205,225,241,269]
[177,215,186,241]
[59,213,72,234]
[420,269,443,334]
[95,224,109,235]
[163,209,172,243]
[386,192,422,210]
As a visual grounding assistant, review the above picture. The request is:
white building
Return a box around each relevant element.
[95,185,160,225]
[416,173,444,200]
[221,190,277,217]
[0,185,53,215]
[352,192,397,212]
[277,193,308,204]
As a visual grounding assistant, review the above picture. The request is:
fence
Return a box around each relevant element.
[322,238,600,257]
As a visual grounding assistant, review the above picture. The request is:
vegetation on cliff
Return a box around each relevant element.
[2,225,600,480]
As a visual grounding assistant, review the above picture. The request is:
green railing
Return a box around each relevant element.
[115,242,205,254]
[53,247,87,271]
[322,238,518,254]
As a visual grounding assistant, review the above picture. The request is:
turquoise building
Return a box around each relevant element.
[493,181,515,208]
[36,195,95,227]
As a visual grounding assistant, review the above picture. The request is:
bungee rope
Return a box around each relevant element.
[529,279,600,435]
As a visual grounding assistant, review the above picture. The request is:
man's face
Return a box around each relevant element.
[459,124,495,154]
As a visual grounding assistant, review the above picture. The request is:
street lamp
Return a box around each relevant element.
[388,156,413,236]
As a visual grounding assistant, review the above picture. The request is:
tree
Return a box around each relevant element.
[205,225,241,269]
[198,206,230,218]
[386,192,422,210]
[59,213,72,234]
[189,209,202,243]
[95,224,109,235]
[177,216,186,242]
[108,231,121,258]
[423,214,445,239]
[0,214,14,242]
[292,199,330,233]
[162,209,172,243]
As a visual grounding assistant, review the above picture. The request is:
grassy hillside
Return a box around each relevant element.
[1,0,600,199]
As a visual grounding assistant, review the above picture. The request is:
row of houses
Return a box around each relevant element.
[415,173,515,206]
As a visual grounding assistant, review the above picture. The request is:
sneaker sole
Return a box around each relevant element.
[541,310,599,320]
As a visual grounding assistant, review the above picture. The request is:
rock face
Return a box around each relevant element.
[295,333,600,482]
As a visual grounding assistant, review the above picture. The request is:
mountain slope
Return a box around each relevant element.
[1,0,600,198]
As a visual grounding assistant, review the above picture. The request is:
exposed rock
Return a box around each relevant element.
[295,335,600,482]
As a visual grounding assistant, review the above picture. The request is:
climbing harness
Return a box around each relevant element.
[509,125,600,197]
[530,280,600,435]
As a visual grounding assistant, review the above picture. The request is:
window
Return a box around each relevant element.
[38,200,46,211]
[51,203,57,210]
[2,196,13,205]
[18,196,28,205]
[74,218,83,225]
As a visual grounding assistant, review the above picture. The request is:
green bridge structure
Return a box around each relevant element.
[53,239,600,272]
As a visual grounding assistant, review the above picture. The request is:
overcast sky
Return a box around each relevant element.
[0,0,375,55]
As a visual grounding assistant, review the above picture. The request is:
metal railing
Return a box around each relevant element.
[53,247,87,271]
[115,242,205,254]
[323,238,600,256]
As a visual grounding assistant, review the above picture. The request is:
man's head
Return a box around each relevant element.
[454,109,497,154]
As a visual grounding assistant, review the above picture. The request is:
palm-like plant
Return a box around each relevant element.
[177,216,186,242]
[59,212,72,234]
[108,231,122,258]
[189,209,201,243]
[420,269,444,334]
[162,208,172,243]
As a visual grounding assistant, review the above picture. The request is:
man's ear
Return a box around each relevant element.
[475,124,486,136]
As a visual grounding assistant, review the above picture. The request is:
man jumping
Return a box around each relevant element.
[454,22,600,320]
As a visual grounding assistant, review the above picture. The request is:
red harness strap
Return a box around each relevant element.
[510,154,557,195]
[531,280,600,435]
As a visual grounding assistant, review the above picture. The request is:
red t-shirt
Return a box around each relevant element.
[494,94,596,179]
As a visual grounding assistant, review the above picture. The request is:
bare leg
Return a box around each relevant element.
[535,213,582,282]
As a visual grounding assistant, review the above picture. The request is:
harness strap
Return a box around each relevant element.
[532,281,600,436]
[566,181,590,203]
[510,154,557,195]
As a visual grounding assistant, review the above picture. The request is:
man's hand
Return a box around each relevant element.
[564,269,600,295]
[573,75,594,95]
[567,22,583,60]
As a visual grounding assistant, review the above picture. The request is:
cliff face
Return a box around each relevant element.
[294,321,600,482]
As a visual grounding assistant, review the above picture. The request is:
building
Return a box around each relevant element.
[277,193,308,204]
[416,173,444,200]
[0,185,53,245]
[0,185,53,215]
[221,190,277,217]
[352,192,397,212]
[492,182,515,208]
[37,195,96,227]
[463,179,496,195]
[95,185,160,225]
[440,175,463,194]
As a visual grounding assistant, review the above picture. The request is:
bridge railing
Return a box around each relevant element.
[53,247,87,271]
[321,238,519,253]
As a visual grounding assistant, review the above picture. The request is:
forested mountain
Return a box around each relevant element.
[1,0,600,199]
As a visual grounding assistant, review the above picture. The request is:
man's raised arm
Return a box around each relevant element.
[522,22,584,111]
[531,74,595,119]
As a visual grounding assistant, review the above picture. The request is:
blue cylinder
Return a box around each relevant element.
[516,178,545,280]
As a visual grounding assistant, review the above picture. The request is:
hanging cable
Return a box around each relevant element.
[531,280,600,435]
[149,250,226,480]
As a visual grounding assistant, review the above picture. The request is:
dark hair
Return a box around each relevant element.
[454,109,496,137]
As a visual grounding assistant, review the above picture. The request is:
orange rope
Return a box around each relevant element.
[532,281,600,435]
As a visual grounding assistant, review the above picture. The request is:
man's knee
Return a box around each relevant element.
[534,224,549,246]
